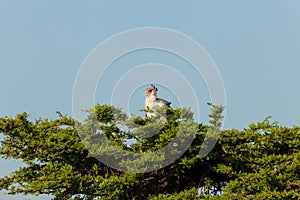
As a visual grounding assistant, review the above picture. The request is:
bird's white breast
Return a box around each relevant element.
[145,95,157,109]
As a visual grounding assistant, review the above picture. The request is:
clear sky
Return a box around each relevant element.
[1,1,300,199]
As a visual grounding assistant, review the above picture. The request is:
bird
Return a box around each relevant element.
[144,84,171,118]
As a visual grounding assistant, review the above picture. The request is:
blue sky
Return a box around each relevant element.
[1,1,300,199]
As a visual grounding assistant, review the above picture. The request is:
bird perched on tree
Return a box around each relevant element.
[145,84,171,118]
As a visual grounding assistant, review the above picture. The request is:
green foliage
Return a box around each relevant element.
[214,117,300,199]
[0,104,299,200]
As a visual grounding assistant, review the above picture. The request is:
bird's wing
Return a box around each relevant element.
[156,98,171,106]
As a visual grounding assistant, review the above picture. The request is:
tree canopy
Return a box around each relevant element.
[0,104,299,199]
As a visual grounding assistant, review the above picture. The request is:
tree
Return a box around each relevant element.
[0,104,299,199]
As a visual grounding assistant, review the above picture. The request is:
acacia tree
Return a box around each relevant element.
[0,104,299,199]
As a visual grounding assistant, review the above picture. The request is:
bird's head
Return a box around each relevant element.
[145,84,158,96]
